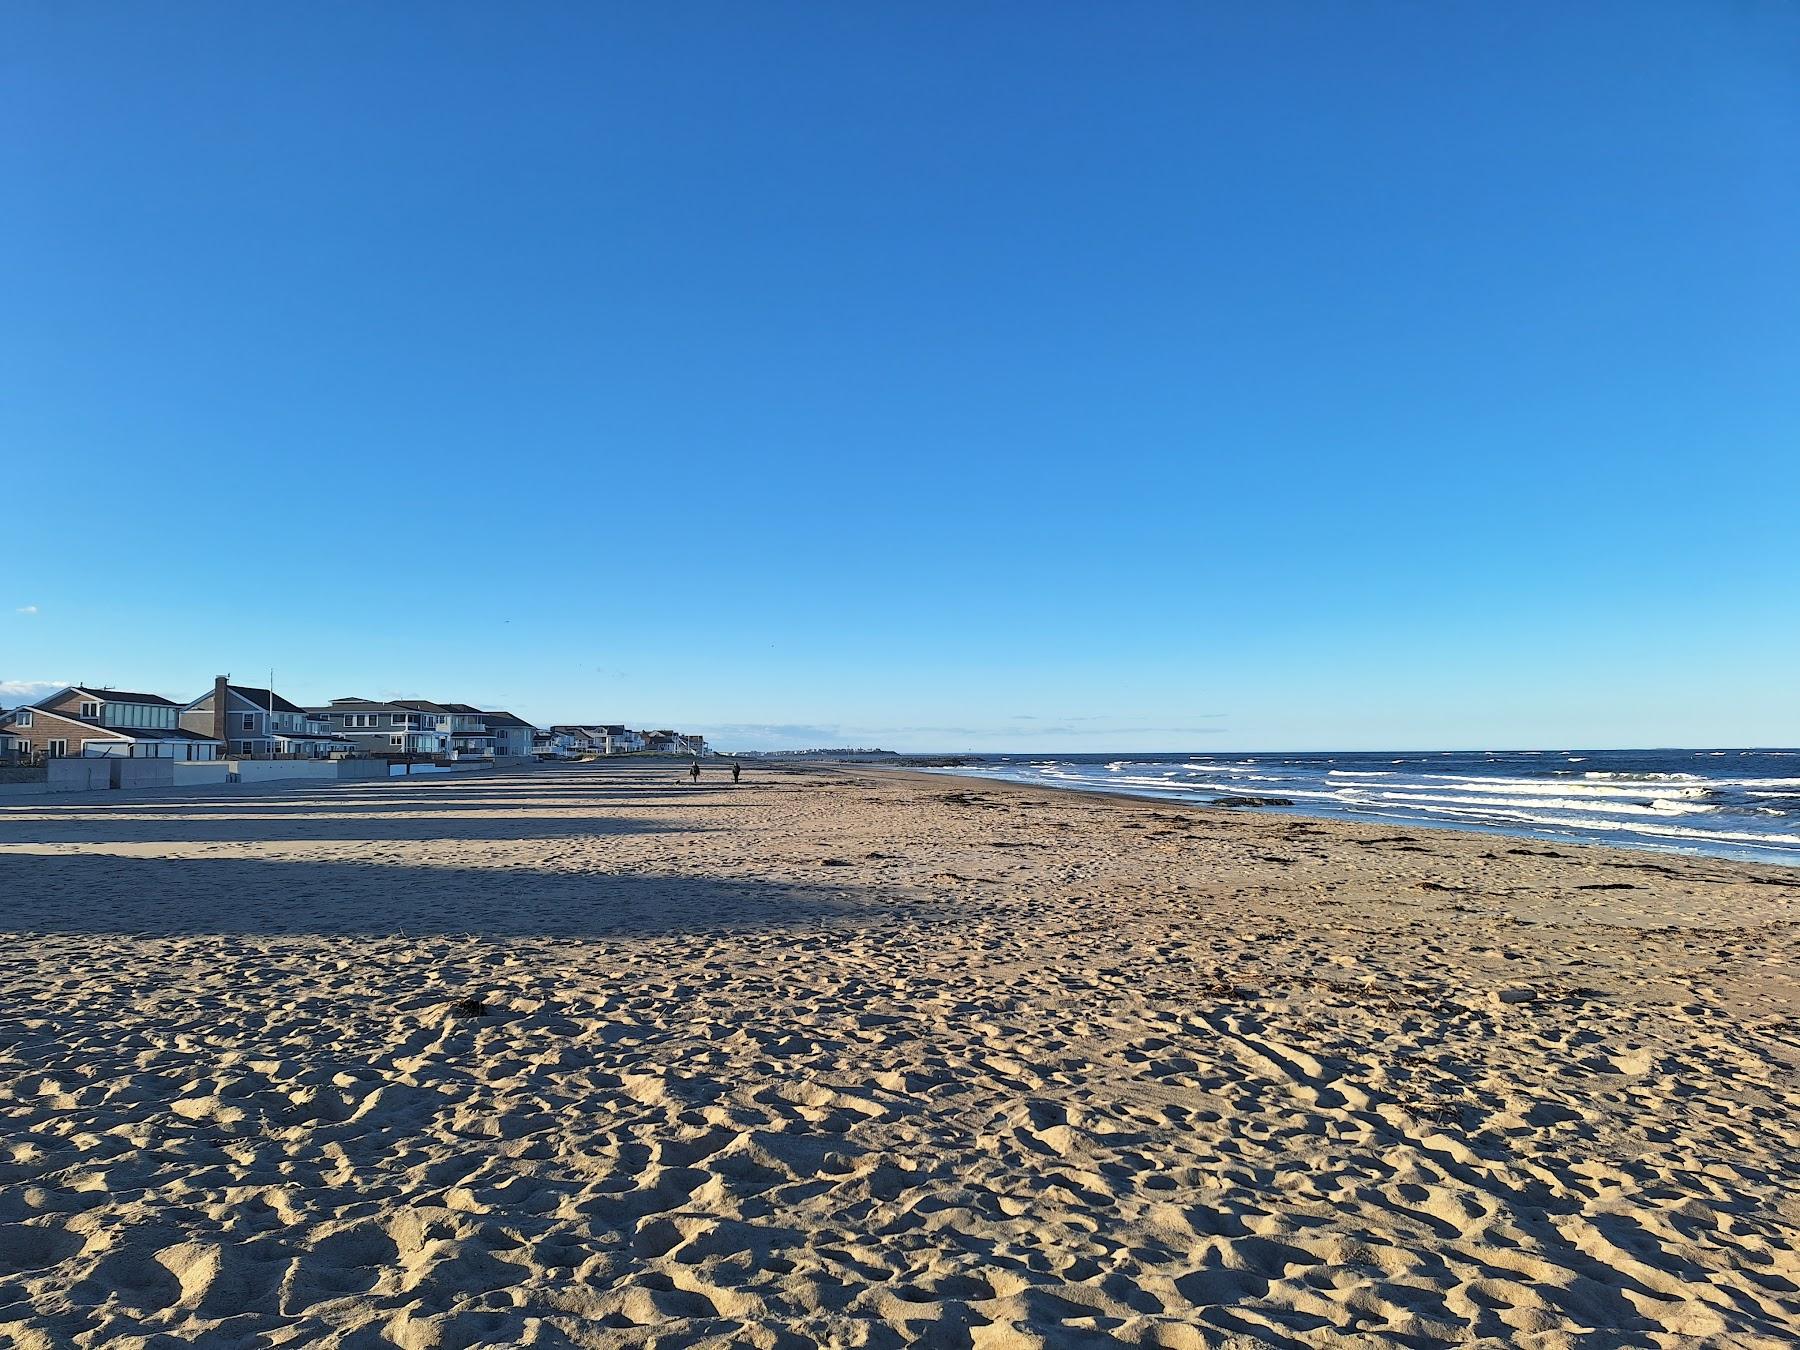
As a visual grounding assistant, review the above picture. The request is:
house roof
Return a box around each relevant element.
[440,702,484,715]
[393,699,451,713]
[101,725,221,743]
[313,699,406,713]
[66,687,178,707]
[479,710,534,728]
[229,685,307,715]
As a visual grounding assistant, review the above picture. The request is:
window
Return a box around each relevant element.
[16,709,30,727]
[241,713,256,730]
[47,738,68,757]
[390,735,403,746]
[79,700,99,718]
[235,741,254,755]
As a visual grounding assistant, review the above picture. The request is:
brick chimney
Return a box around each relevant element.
[212,675,230,745]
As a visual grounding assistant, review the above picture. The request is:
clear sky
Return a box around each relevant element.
[4,3,1796,751]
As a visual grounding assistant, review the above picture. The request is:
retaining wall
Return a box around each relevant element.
[48,759,112,793]
[111,759,175,790]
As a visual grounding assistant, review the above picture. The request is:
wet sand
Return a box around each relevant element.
[1,761,1796,1347]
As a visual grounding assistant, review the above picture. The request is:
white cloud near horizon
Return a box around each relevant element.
[15,605,38,615]
[0,679,68,703]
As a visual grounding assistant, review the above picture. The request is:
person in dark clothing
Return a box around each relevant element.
[689,760,701,784]
[731,762,742,784]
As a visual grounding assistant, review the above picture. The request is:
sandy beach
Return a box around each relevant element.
[1,761,1796,1348]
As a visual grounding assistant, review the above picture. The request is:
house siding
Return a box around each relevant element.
[39,691,103,722]
[3,708,129,757]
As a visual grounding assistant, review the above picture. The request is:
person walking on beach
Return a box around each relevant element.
[689,759,701,785]
[731,761,741,784]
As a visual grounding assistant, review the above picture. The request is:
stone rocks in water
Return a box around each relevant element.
[1209,796,1295,808]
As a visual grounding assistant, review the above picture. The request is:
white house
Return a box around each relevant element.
[600,725,647,755]
[532,729,577,759]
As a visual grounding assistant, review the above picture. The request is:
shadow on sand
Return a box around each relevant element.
[0,813,690,846]
[0,852,896,938]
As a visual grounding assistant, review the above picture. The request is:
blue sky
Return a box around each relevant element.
[4,3,1796,751]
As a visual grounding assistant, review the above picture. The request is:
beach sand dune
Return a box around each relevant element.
[1,764,1796,1347]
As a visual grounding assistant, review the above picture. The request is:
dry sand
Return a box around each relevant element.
[0,761,1796,1348]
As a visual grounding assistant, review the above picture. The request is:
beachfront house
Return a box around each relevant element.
[437,704,496,760]
[308,698,451,757]
[180,678,353,758]
[479,710,537,758]
[1,723,32,761]
[533,729,577,759]
[2,686,222,759]
[390,699,457,753]
[601,725,646,755]
[550,725,599,755]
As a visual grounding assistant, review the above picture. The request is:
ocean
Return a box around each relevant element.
[923,749,1800,866]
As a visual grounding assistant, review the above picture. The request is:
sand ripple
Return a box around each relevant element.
[1,766,1796,1346]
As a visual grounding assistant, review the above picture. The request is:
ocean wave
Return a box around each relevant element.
[926,755,1800,865]
[1399,803,1800,850]
[1366,790,1713,817]
[1581,771,1710,783]
[1404,775,1713,800]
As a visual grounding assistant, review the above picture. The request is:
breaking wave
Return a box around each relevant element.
[923,748,1800,865]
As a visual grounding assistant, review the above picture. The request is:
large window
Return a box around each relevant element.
[16,709,30,727]
[47,739,67,757]
[104,702,178,730]
[79,700,99,718]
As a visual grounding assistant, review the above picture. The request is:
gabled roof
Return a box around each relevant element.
[228,685,307,715]
[479,710,535,728]
[1,706,217,742]
[439,702,485,715]
[60,686,179,707]
[393,699,451,713]
[314,698,408,713]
